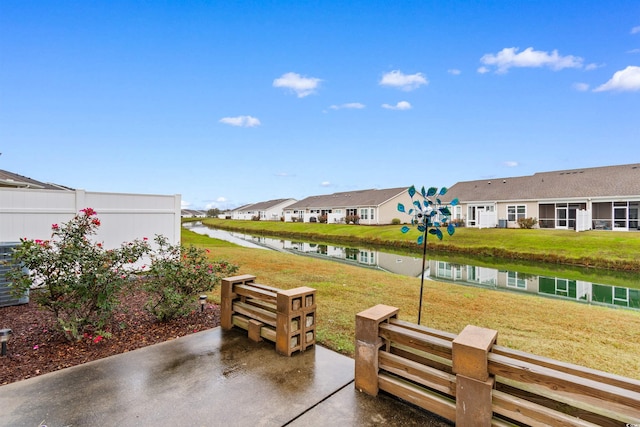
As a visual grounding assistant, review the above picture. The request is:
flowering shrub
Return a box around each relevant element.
[8,208,149,341]
[142,235,238,321]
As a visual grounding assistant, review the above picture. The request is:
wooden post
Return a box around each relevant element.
[354,304,399,396]
[247,319,264,342]
[452,325,498,426]
[275,287,316,356]
[220,275,256,330]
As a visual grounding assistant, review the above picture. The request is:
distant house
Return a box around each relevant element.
[181,209,207,218]
[283,187,411,225]
[231,198,297,221]
[442,163,640,231]
[0,170,72,190]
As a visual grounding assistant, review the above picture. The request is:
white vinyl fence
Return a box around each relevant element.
[0,188,181,249]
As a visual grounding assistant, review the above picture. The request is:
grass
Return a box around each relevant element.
[200,218,640,271]
[182,226,640,380]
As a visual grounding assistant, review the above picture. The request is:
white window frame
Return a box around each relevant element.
[507,205,526,222]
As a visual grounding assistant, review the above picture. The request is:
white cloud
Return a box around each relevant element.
[628,48,640,54]
[379,70,428,91]
[273,72,322,98]
[181,200,191,209]
[477,66,490,74]
[205,197,230,210]
[594,66,640,92]
[321,181,331,187]
[219,115,261,127]
[329,102,365,110]
[585,63,604,71]
[573,82,590,92]
[381,101,412,110]
[479,47,583,73]
[631,26,640,34]
[503,161,519,167]
[275,172,295,177]
[448,69,461,75]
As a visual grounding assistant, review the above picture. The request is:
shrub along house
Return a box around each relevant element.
[283,187,412,224]
[442,163,640,231]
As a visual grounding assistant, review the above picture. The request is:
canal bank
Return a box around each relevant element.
[194,218,640,272]
[185,222,640,311]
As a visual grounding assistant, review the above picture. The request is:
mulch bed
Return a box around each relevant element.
[0,288,220,386]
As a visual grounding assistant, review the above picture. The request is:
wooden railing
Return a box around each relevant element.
[221,274,316,356]
[355,304,640,426]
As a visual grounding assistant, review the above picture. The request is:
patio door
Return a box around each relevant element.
[556,204,568,229]
[613,202,628,231]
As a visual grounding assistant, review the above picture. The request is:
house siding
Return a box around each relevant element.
[443,164,640,231]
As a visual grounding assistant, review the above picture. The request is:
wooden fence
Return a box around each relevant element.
[221,274,316,356]
[355,304,640,426]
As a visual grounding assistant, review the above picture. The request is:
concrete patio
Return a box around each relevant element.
[1,327,452,426]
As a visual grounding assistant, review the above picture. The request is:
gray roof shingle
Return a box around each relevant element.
[286,187,408,209]
[443,163,640,203]
[0,170,73,191]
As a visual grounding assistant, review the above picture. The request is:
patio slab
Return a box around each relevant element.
[1,327,451,426]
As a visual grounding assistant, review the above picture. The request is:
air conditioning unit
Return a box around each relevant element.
[0,242,29,307]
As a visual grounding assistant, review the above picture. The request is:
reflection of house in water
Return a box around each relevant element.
[428,260,640,310]
[377,253,425,277]
[217,230,640,311]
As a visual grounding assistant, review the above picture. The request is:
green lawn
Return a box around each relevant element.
[200,218,640,271]
[182,226,640,380]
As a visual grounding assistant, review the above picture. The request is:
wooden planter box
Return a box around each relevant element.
[221,275,316,356]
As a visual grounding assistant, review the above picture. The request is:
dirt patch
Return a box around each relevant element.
[0,287,220,385]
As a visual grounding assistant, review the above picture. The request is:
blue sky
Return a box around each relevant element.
[1,1,639,210]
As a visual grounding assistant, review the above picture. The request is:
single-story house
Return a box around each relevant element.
[0,169,71,191]
[231,198,297,221]
[283,187,412,225]
[181,209,207,218]
[442,163,640,231]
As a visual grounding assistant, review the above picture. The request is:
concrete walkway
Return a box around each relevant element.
[1,327,452,427]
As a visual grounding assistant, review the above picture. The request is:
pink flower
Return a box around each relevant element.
[93,336,103,344]
[51,223,59,230]
[33,345,39,350]
[81,207,97,216]
[143,237,148,241]
[91,218,101,226]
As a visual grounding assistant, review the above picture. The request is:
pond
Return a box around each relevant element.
[183,222,640,311]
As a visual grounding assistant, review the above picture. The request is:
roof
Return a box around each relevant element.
[286,187,408,209]
[181,209,206,216]
[0,170,73,191]
[236,198,296,212]
[443,163,640,203]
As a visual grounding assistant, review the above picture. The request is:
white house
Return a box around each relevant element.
[442,163,640,231]
[231,198,297,221]
[283,187,412,225]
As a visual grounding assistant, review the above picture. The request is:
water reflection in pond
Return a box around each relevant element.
[184,223,640,311]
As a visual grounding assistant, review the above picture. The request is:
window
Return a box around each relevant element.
[507,205,526,221]
[507,271,526,289]
[370,208,374,220]
[360,208,368,220]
